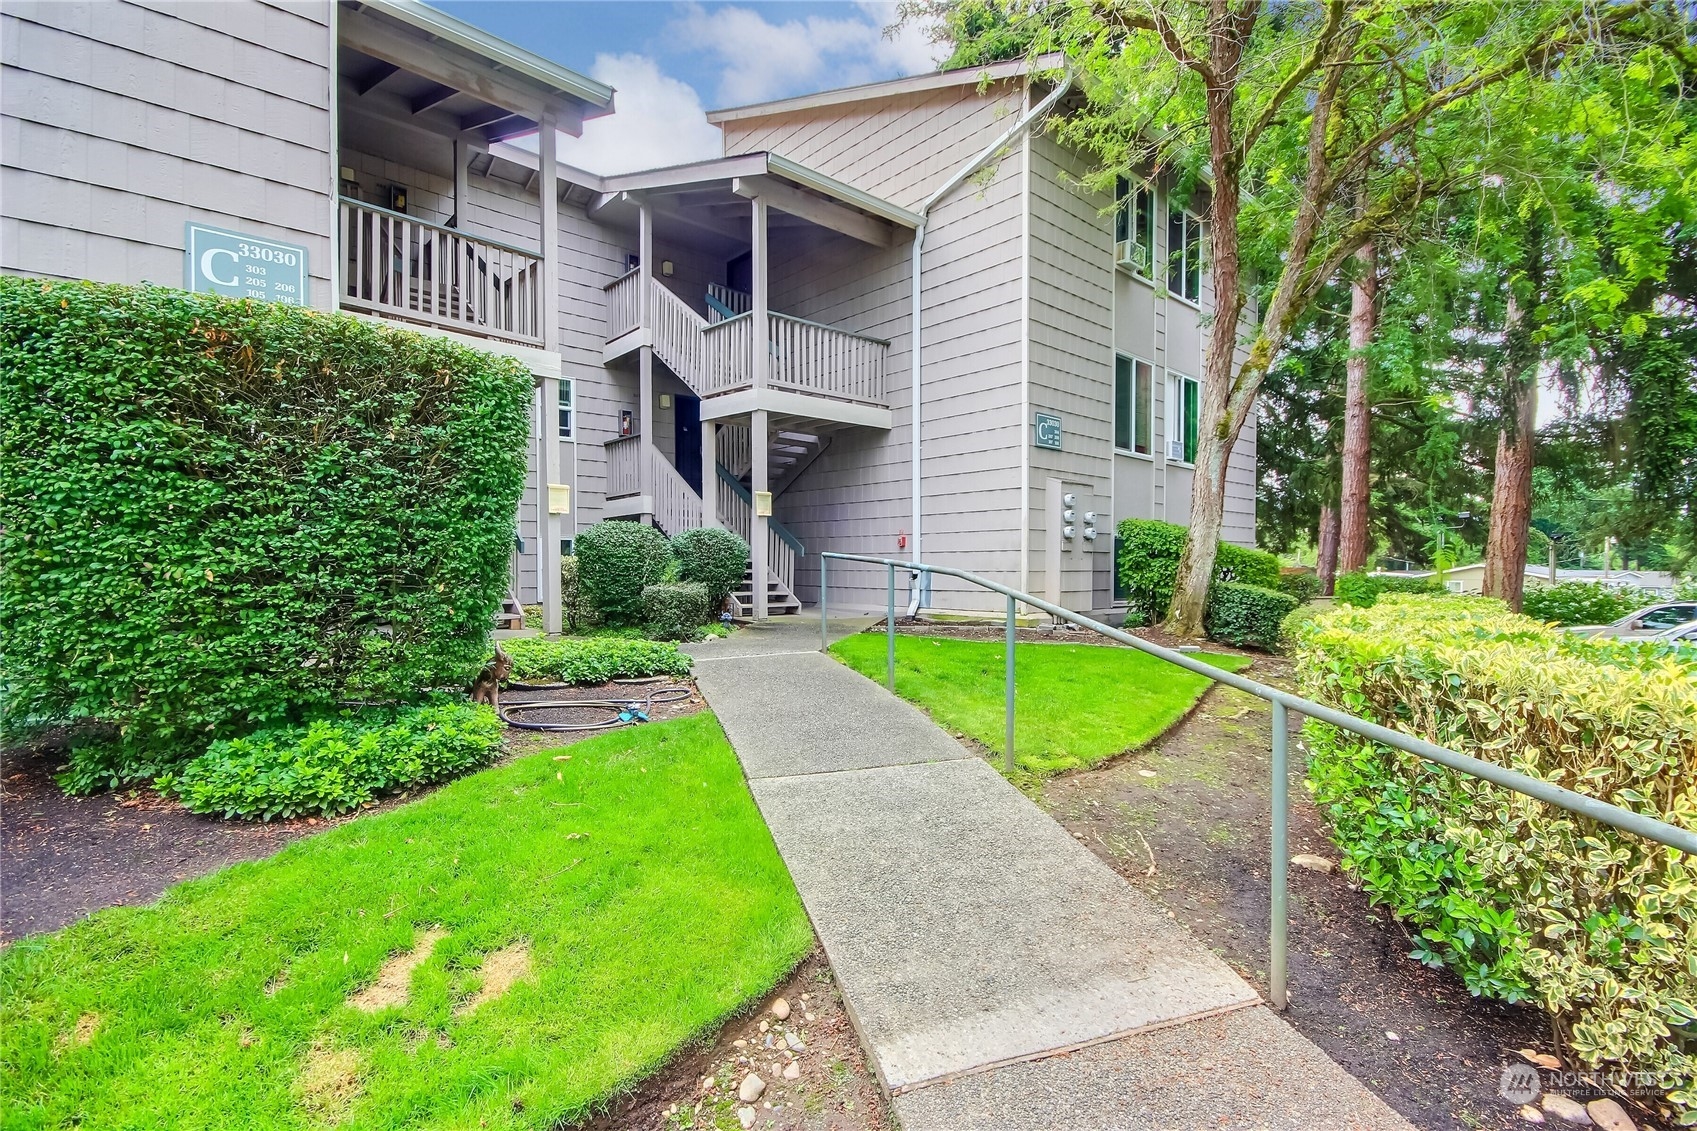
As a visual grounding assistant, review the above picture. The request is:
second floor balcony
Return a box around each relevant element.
[340,197,545,347]
[605,273,888,411]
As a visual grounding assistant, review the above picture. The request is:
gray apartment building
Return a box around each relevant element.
[0,0,1259,629]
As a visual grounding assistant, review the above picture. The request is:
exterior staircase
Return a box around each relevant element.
[731,563,801,617]
[600,276,883,618]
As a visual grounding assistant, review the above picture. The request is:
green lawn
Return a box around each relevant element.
[1,713,811,1131]
[830,634,1254,776]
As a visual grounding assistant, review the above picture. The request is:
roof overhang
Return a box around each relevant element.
[706,53,1064,125]
[592,153,920,247]
[338,0,613,144]
[491,149,919,249]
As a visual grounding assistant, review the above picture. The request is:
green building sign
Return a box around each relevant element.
[1033,411,1063,450]
[184,222,308,306]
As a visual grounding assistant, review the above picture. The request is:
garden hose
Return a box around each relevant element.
[497,681,694,732]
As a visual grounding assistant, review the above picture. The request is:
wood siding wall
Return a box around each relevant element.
[733,83,1030,613]
[1,0,334,303]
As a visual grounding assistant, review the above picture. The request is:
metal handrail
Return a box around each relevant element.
[816,551,1697,1013]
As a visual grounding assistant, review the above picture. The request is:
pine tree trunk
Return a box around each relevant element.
[1483,294,1538,610]
[1337,242,1376,573]
[1317,502,1341,595]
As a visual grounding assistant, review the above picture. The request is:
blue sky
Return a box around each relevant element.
[433,1,941,174]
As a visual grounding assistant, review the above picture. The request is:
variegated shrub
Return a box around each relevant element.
[1290,596,1697,1121]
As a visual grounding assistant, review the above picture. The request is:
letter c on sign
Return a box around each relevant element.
[200,248,239,287]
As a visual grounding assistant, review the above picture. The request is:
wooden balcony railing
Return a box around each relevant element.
[605,434,642,498]
[604,268,640,339]
[768,312,886,405]
[340,197,543,347]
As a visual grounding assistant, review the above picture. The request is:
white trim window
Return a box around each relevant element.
[558,377,574,440]
[1166,373,1200,464]
[1167,208,1203,304]
[1114,354,1154,456]
[1114,177,1156,278]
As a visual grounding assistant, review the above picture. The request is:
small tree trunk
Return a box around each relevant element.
[1337,241,1376,573]
[1317,502,1341,595]
[1483,295,1537,610]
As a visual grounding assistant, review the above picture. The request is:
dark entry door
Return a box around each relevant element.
[675,394,702,495]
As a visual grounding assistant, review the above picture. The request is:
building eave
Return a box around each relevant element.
[705,53,1065,125]
[354,0,615,115]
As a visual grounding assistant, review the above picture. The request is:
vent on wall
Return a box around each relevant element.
[1168,439,1186,461]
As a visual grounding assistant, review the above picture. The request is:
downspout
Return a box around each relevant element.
[908,68,1074,614]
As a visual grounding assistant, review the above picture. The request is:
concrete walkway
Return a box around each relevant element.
[686,615,1411,1130]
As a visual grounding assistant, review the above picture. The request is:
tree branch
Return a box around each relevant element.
[1327,1,1649,195]
[1240,0,1348,156]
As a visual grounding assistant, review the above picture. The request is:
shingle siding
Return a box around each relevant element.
[1,0,334,301]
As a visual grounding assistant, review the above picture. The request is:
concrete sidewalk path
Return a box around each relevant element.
[686,615,1410,1130]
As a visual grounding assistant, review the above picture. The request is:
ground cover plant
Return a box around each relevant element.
[0,713,812,1130]
[1289,595,1697,1119]
[830,634,1251,776]
[0,280,531,791]
[158,702,503,821]
[500,636,692,684]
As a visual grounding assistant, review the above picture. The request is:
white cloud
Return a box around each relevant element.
[557,53,724,176]
[669,1,941,109]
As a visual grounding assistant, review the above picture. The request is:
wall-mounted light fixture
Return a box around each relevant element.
[661,260,675,277]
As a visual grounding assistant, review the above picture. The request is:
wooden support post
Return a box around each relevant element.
[638,200,655,521]
[751,197,770,620]
[752,409,770,621]
[537,113,563,636]
[701,419,718,528]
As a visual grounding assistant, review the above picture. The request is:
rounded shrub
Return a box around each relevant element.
[560,555,601,633]
[0,280,531,791]
[1332,569,1379,606]
[1204,582,1299,650]
[643,582,712,641]
[671,527,750,613]
[575,520,674,625]
[1277,570,1321,604]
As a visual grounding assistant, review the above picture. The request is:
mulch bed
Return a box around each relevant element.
[1040,658,1574,1131]
[579,949,890,1131]
[1,681,704,943]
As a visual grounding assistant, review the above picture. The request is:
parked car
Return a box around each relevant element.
[1649,620,1697,647]
[1568,602,1697,640]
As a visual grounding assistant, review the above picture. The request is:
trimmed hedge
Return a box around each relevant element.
[0,280,530,790]
[576,520,674,625]
[1294,596,1697,1114]
[1334,569,1450,607]
[1277,570,1320,604]
[158,701,503,821]
[643,582,711,642]
[671,526,750,613]
[501,636,692,684]
[1522,581,1655,627]
[1116,518,1281,625]
[1204,582,1298,650]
